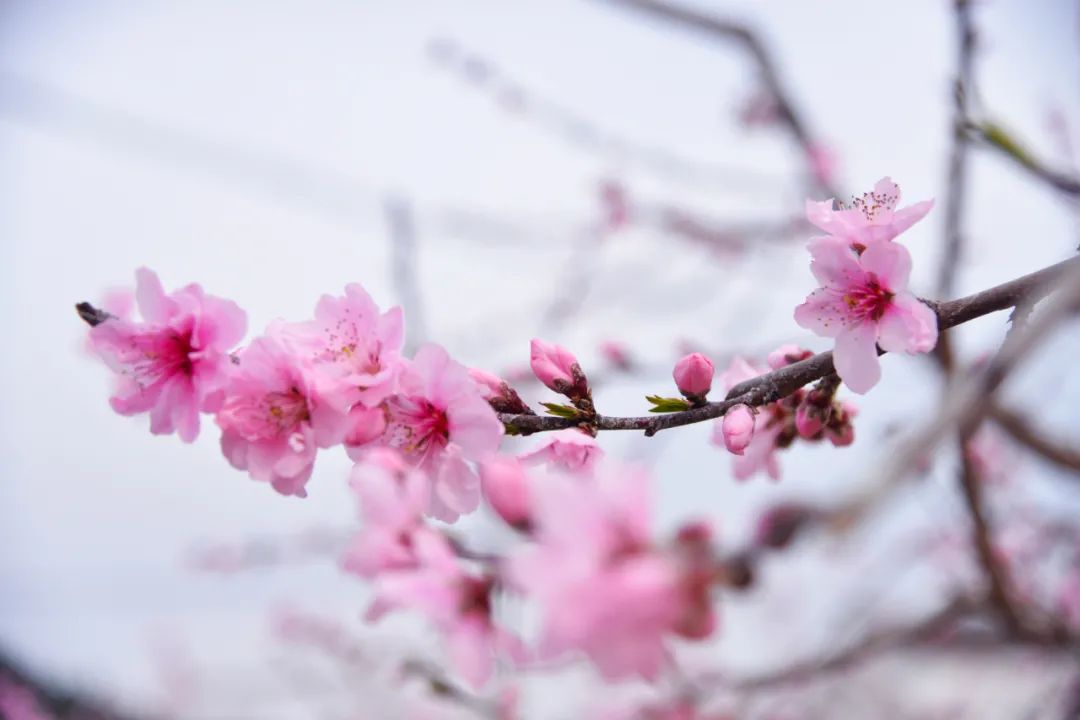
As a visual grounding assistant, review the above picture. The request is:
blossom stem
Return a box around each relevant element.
[495,255,1080,436]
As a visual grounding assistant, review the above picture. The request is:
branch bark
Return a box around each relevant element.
[493,255,1080,435]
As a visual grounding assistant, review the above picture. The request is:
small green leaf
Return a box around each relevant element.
[540,402,579,418]
[980,122,1035,167]
[645,394,691,413]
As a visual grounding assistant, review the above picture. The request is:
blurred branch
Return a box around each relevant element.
[880,257,1080,492]
[593,0,840,198]
[385,196,427,353]
[0,649,135,720]
[958,429,1026,636]
[969,122,1080,199]
[725,595,978,692]
[991,405,1080,474]
[938,0,976,300]
[426,38,784,194]
[494,255,1080,435]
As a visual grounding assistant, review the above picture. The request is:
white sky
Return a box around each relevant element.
[1,1,1079,718]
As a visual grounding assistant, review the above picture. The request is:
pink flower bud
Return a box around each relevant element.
[795,401,824,438]
[479,456,532,530]
[469,368,505,399]
[767,344,813,370]
[530,339,585,396]
[721,404,755,455]
[673,353,714,399]
[343,404,389,460]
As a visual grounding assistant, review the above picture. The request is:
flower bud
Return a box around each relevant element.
[795,400,825,438]
[343,404,388,461]
[530,339,587,398]
[721,404,755,455]
[469,368,504,399]
[673,352,714,401]
[767,344,813,370]
[479,457,532,531]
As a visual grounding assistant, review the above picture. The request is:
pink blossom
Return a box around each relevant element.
[714,357,782,481]
[805,177,934,249]
[342,448,430,579]
[530,338,587,397]
[766,344,812,370]
[343,403,388,459]
[280,284,403,410]
[89,268,247,442]
[598,340,633,371]
[469,367,531,414]
[794,238,937,394]
[216,335,348,497]
[384,344,504,522]
[806,142,838,190]
[508,461,715,680]
[518,429,603,475]
[673,353,714,400]
[720,404,755,455]
[479,456,532,530]
[468,368,505,399]
[371,529,523,688]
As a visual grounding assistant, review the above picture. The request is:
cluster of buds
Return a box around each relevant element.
[529,339,596,428]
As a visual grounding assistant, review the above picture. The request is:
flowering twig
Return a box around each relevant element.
[495,255,1080,436]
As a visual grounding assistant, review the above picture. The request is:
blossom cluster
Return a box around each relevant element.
[81,177,940,692]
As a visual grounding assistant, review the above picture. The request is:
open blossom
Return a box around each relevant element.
[341,448,430,580]
[217,335,349,497]
[384,344,504,522]
[479,456,532,530]
[673,353,714,400]
[279,284,403,411]
[806,176,934,250]
[518,429,603,475]
[508,461,715,680]
[794,238,937,394]
[370,529,523,688]
[89,268,247,443]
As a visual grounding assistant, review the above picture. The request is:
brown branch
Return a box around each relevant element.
[493,255,1080,435]
[958,429,1026,636]
[991,405,1080,474]
[593,0,840,198]
[720,596,979,691]
[938,0,976,300]
[969,123,1080,199]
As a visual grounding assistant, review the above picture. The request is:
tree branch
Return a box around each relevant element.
[991,405,1080,474]
[958,429,1026,636]
[593,0,840,198]
[493,255,1080,435]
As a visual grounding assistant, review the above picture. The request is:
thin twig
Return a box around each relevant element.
[489,255,1080,435]
[938,0,976,300]
[593,0,840,198]
[991,405,1080,474]
[958,428,1026,635]
[385,195,427,354]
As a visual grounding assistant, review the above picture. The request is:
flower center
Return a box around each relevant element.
[842,276,894,322]
[849,185,899,222]
[385,396,450,459]
[221,386,310,440]
[126,329,195,388]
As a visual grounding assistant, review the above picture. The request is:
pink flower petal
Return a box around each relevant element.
[833,322,881,394]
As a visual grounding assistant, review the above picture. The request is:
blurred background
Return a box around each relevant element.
[1,1,1079,718]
